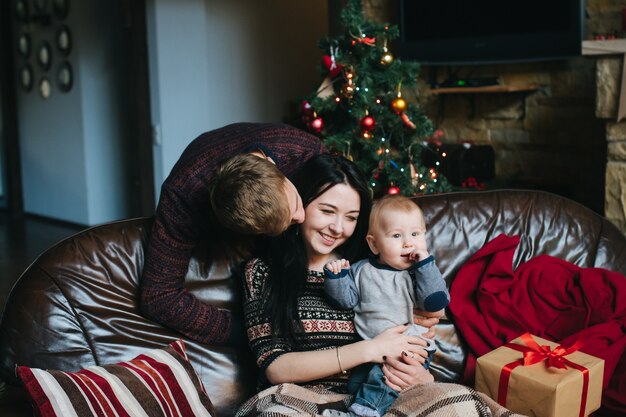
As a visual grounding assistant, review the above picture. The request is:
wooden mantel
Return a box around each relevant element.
[582,39,626,121]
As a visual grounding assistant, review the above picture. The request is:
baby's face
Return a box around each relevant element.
[367,209,427,270]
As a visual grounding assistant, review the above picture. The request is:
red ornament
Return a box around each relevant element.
[310,117,324,133]
[360,115,376,131]
[387,186,401,195]
[322,55,342,78]
[301,100,313,115]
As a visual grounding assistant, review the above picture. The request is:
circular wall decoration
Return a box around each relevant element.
[56,25,71,55]
[15,0,29,22]
[39,77,52,99]
[57,61,72,92]
[52,0,69,19]
[37,41,52,71]
[17,33,31,58]
[20,64,34,92]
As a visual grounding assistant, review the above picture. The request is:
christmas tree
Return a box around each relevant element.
[299,0,450,197]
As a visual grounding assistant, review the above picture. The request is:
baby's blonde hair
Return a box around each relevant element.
[368,194,425,235]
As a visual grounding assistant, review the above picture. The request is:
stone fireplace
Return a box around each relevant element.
[586,42,626,233]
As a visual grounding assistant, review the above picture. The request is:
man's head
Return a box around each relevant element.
[366,194,427,270]
[209,153,304,236]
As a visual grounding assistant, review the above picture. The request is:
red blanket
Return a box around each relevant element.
[449,234,626,415]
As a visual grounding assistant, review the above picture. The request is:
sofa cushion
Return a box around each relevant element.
[16,339,216,417]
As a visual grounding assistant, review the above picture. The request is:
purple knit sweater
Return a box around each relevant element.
[140,122,325,345]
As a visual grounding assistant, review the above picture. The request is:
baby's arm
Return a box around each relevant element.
[409,257,450,313]
[323,259,360,309]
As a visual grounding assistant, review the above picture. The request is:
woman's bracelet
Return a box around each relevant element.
[336,346,347,374]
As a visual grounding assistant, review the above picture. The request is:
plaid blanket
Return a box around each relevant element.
[235,383,526,417]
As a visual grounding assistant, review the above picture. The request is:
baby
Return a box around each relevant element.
[323,194,449,417]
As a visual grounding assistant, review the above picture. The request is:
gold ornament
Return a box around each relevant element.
[380,49,394,66]
[391,97,407,113]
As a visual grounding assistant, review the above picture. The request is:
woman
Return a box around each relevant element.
[238,154,434,415]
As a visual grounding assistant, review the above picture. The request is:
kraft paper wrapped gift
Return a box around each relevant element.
[475,333,604,417]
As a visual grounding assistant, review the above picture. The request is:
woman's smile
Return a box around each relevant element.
[320,231,339,245]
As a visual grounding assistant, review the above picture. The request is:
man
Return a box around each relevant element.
[140,122,325,345]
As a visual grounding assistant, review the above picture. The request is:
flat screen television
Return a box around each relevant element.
[397,0,585,65]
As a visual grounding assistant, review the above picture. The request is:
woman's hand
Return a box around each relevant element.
[413,309,443,339]
[382,353,434,391]
[368,325,427,363]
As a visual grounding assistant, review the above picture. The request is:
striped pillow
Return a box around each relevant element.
[16,339,216,417]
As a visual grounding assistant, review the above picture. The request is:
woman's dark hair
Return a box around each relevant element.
[262,153,372,345]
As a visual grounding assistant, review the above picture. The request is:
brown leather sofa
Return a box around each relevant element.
[1,190,624,417]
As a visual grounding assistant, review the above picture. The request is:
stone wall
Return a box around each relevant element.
[600,57,626,233]
[355,0,624,233]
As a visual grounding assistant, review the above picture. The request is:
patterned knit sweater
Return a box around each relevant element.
[243,258,359,392]
[140,123,325,345]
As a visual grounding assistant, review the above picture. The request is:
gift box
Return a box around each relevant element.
[475,333,604,417]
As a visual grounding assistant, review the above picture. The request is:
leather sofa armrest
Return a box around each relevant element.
[0,380,31,417]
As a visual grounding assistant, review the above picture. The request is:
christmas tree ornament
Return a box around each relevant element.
[309,116,324,133]
[300,101,314,126]
[301,100,313,115]
[380,40,394,66]
[387,185,401,194]
[322,45,342,78]
[391,97,407,113]
[361,36,376,45]
[380,49,394,66]
[400,112,416,129]
[360,115,376,131]
[350,30,376,46]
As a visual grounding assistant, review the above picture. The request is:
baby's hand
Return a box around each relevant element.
[408,248,430,262]
[324,258,350,275]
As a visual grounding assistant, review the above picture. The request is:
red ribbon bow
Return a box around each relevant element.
[513,332,585,369]
[357,36,376,45]
[497,332,589,417]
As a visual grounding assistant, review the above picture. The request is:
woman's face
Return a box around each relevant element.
[301,182,361,270]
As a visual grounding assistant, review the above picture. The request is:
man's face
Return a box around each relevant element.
[284,179,305,225]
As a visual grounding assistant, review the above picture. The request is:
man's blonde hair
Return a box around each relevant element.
[209,153,291,236]
[368,194,425,234]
